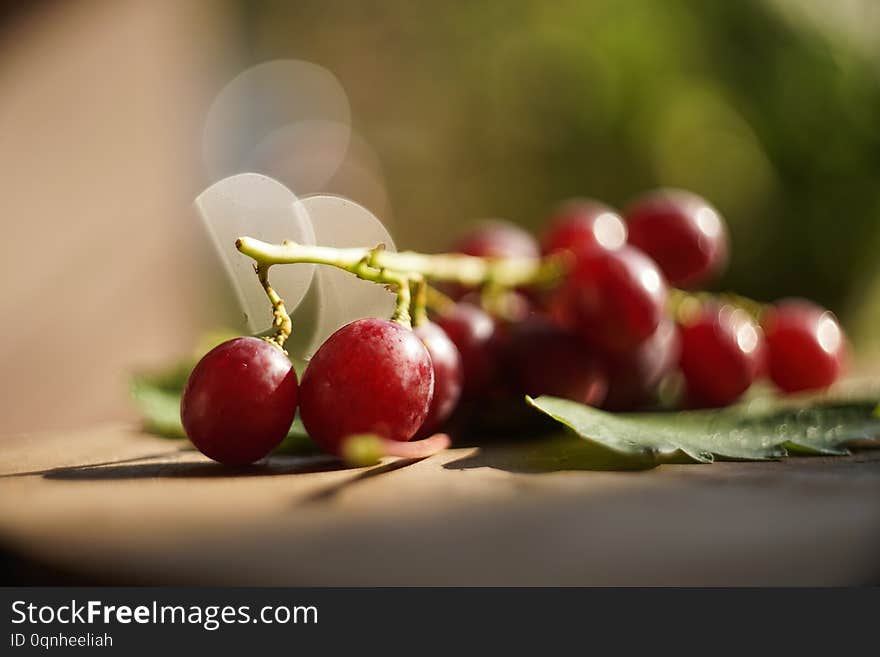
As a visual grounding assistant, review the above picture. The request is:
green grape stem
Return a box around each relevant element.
[236,236,768,338]
[668,288,769,324]
[235,237,563,288]
[235,236,564,331]
[255,263,293,350]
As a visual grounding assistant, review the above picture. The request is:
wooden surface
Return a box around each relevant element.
[1,424,879,586]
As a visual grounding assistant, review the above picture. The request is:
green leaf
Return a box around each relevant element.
[273,418,319,456]
[130,373,189,439]
[526,394,880,465]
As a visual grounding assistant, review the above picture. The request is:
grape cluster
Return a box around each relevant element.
[181,188,848,464]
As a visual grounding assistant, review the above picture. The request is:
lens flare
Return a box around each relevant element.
[193,173,316,334]
[203,60,351,189]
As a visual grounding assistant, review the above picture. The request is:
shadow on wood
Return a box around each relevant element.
[0,450,186,479]
[299,458,425,504]
[443,434,660,473]
[40,454,344,480]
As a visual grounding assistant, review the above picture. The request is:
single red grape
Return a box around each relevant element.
[434,302,500,399]
[554,245,668,354]
[679,305,764,407]
[414,321,463,437]
[180,337,298,465]
[624,189,728,288]
[506,315,607,406]
[299,318,434,455]
[603,318,680,411]
[541,199,627,255]
[763,299,847,393]
[453,219,540,259]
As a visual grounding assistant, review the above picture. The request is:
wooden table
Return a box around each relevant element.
[2,424,879,585]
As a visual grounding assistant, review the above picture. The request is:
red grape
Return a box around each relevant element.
[414,321,463,437]
[624,189,728,288]
[679,305,764,407]
[763,299,846,393]
[506,315,607,406]
[453,219,540,259]
[541,199,627,255]
[554,245,668,354]
[603,318,680,411]
[434,302,500,399]
[299,318,434,455]
[180,337,298,465]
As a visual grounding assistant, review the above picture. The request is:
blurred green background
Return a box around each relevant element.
[237,0,880,356]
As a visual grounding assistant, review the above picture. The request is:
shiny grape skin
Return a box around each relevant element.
[180,337,298,465]
[763,299,847,393]
[624,189,728,289]
[603,318,680,411]
[434,302,501,400]
[679,305,764,407]
[506,315,607,406]
[299,318,434,455]
[413,321,464,437]
[541,199,627,255]
[554,245,668,355]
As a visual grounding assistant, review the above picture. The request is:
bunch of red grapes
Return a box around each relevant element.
[181,189,848,465]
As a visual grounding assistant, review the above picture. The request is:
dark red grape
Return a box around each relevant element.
[299,318,434,455]
[624,189,728,288]
[180,337,298,465]
[541,199,627,255]
[679,305,764,407]
[452,219,540,259]
[434,302,500,399]
[763,299,846,393]
[414,321,463,437]
[603,318,680,411]
[553,245,668,354]
[506,315,607,406]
